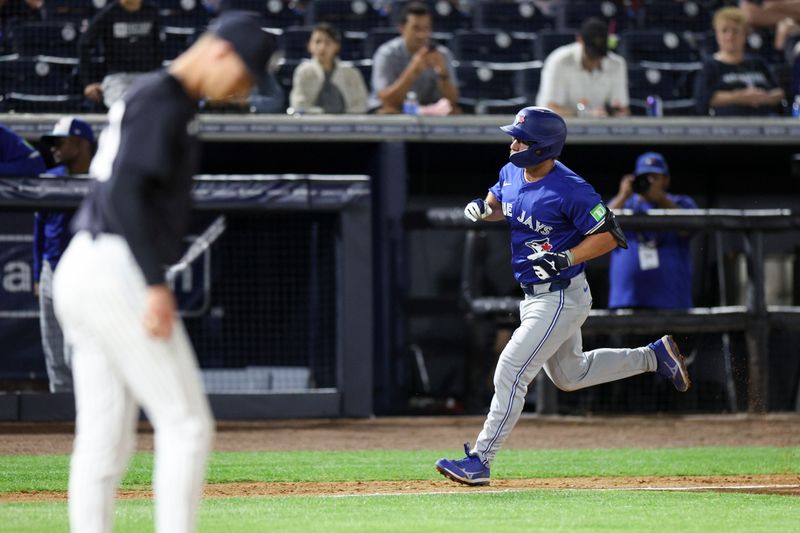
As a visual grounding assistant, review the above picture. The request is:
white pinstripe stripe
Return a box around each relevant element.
[483,289,565,454]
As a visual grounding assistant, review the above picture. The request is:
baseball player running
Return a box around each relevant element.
[34,117,95,393]
[435,107,690,487]
[52,11,275,533]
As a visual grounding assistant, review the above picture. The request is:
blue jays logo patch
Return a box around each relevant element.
[525,238,553,254]
[515,114,526,125]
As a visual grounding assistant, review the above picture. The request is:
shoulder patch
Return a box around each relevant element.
[590,202,607,222]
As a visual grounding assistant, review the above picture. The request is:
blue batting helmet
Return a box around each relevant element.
[500,107,567,168]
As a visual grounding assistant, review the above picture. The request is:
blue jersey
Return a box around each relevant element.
[490,161,609,286]
[608,193,697,309]
[33,165,72,282]
[0,125,46,177]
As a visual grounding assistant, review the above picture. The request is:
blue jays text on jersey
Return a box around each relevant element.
[489,160,610,286]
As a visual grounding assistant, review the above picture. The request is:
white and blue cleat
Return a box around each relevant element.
[650,335,691,392]
[435,443,491,486]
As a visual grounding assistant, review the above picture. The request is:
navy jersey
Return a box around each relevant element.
[490,160,609,286]
[78,1,162,86]
[33,165,71,281]
[72,70,199,285]
[608,193,697,309]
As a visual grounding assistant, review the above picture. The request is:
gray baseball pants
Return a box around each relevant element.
[474,273,657,465]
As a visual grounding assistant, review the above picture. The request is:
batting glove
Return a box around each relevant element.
[528,250,574,281]
[464,198,493,222]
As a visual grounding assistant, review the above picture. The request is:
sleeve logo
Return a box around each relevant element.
[590,203,607,222]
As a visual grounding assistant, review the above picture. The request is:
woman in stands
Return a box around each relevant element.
[289,22,368,114]
[694,6,786,116]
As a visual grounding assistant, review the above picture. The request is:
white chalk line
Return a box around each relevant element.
[323,484,800,499]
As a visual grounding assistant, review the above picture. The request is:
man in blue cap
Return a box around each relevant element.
[34,117,95,393]
[52,11,275,533]
[607,151,698,309]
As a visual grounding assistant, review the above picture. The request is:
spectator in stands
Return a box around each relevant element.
[0,123,46,176]
[0,0,43,53]
[740,1,800,63]
[78,0,162,109]
[370,1,459,114]
[34,117,95,393]
[536,17,630,118]
[694,6,786,116]
[607,152,697,310]
[289,22,368,114]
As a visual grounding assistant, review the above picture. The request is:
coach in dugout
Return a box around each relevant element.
[369,1,459,114]
[78,0,162,109]
[34,117,94,393]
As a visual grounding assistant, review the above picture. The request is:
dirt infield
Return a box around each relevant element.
[1,414,799,501]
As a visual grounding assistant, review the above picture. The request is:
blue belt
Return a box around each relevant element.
[520,278,571,296]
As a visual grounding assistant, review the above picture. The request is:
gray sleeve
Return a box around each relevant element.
[442,47,458,86]
[371,44,397,94]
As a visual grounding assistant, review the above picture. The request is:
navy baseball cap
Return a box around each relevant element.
[41,117,94,144]
[635,152,670,176]
[208,10,276,79]
[580,18,609,59]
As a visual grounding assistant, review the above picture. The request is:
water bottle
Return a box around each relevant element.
[646,95,663,117]
[792,95,800,118]
[403,91,419,115]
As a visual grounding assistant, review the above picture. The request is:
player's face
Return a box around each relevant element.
[401,14,432,53]
[714,19,745,55]
[51,137,79,164]
[205,49,254,102]
[308,30,340,67]
[510,137,532,155]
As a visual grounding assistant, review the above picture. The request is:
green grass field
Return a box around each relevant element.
[1,447,799,532]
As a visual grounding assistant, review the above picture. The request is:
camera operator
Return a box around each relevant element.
[607,152,698,309]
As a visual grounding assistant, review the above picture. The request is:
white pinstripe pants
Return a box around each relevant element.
[474,273,656,464]
[53,232,214,533]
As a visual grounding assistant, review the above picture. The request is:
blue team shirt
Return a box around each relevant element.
[608,193,697,309]
[490,160,609,286]
[0,124,46,177]
[32,165,72,282]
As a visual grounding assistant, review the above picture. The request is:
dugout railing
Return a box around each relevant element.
[405,208,800,414]
[0,175,372,421]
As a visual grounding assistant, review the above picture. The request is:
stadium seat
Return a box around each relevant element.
[389,1,472,33]
[618,29,700,64]
[627,64,698,115]
[224,0,305,28]
[275,59,299,100]
[561,0,631,32]
[517,63,542,102]
[364,27,400,57]
[450,30,536,63]
[456,63,528,113]
[305,0,389,33]
[533,30,575,61]
[162,26,198,61]
[1,56,82,112]
[641,0,711,33]
[10,21,82,59]
[472,0,555,34]
[280,26,313,61]
[44,0,100,22]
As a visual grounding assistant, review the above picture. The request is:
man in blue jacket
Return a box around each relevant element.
[0,124,46,176]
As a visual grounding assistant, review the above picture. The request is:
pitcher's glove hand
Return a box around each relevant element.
[464,198,492,222]
[528,250,573,280]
